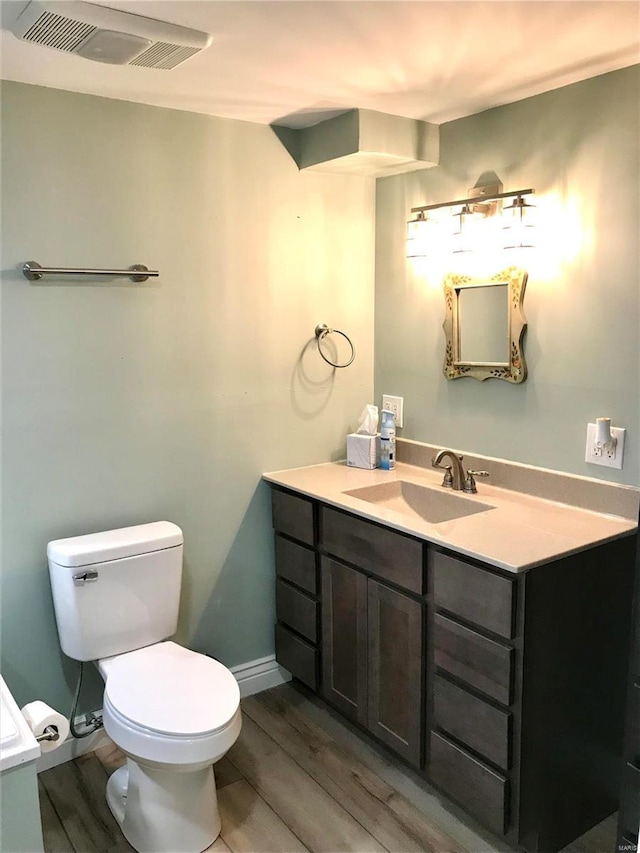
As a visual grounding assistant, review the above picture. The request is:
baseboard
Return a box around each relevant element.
[37,654,291,772]
[230,654,292,698]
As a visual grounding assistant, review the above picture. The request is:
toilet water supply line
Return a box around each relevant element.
[69,662,104,739]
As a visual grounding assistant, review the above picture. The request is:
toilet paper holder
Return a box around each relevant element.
[21,699,70,752]
[36,725,61,743]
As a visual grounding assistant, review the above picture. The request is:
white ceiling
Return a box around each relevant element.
[1,0,639,128]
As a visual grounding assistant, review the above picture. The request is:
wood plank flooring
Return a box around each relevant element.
[38,682,617,853]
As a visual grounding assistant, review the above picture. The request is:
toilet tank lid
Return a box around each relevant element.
[47,521,183,567]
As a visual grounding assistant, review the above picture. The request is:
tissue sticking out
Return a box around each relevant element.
[356,404,379,436]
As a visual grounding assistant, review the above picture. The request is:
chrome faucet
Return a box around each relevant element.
[432,449,490,493]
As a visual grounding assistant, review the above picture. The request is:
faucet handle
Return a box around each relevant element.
[440,465,453,489]
[463,470,490,494]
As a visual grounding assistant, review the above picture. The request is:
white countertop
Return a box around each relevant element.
[264,461,637,573]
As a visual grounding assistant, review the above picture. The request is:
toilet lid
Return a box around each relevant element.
[104,642,240,737]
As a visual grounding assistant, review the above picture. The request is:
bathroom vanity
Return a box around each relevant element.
[265,456,639,853]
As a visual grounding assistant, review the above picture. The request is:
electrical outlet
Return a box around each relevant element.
[585,423,626,469]
[382,395,404,428]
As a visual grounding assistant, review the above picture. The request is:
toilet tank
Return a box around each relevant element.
[47,521,184,662]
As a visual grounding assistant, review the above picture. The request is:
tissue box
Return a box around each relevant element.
[347,433,380,469]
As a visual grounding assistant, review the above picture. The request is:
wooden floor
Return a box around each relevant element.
[39,682,617,853]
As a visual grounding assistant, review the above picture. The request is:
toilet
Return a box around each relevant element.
[47,521,241,853]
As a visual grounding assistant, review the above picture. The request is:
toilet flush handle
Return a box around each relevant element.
[73,570,99,585]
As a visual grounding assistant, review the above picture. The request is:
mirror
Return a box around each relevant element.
[443,267,528,383]
[458,284,509,363]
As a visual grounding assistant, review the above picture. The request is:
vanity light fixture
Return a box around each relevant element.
[407,184,535,256]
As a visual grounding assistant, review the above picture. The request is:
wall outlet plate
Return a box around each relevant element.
[585,423,626,469]
[382,395,404,428]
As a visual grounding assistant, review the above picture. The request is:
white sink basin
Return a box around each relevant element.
[343,480,495,524]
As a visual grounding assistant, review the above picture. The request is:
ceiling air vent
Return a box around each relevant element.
[12,1,213,69]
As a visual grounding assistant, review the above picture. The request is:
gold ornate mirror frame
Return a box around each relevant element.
[443,266,528,383]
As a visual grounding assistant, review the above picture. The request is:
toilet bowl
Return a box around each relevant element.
[98,642,241,853]
[46,521,242,853]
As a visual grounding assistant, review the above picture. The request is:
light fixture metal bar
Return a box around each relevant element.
[410,187,534,215]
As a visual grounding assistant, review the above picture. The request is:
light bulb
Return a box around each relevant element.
[451,204,480,254]
[503,196,535,248]
[406,213,432,258]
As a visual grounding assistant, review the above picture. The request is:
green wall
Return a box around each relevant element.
[1,82,375,711]
[375,66,640,486]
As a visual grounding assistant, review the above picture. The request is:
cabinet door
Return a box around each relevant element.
[367,579,423,767]
[321,558,368,725]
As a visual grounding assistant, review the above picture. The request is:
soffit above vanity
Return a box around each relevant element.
[274,109,440,177]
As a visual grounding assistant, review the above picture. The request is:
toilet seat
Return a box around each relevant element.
[103,641,240,737]
[100,642,242,766]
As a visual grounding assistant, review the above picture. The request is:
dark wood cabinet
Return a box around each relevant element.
[321,557,368,724]
[275,578,318,643]
[274,535,317,594]
[274,624,318,690]
[433,612,514,705]
[272,487,320,691]
[271,485,636,853]
[321,554,424,767]
[617,513,640,851]
[433,674,512,772]
[322,505,424,594]
[272,489,315,545]
[432,550,515,639]
[430,730,508,836]
[367,578,423,766]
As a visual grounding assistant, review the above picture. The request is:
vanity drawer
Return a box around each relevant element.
[275,534,317,594]
[434,613,514,706]
[276,579,318,643]
[429,731,508,836]
[275,623,318,690]
[432,551,515,639]
[433,675,511,771]
[272,489,315,546]
[321,506,424,595]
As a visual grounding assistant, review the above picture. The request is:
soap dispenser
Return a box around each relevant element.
[379,410,396,471]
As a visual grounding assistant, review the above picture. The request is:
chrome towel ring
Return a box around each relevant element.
[314,323,356,369]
